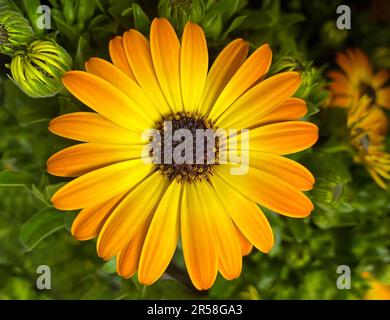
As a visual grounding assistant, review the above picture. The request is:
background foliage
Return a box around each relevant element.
[0,0,389,299]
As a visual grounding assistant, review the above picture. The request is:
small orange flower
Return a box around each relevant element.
[328,48,390,109]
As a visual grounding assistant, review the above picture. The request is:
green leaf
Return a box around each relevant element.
[20,207,66,252]
[31,184,51,207]
[52,9,79,44]
[0,170,33,187]
[131,3,150,35]
[74,35,93,70]
[77,0,96,27]
[16,104,51,127]
[102,258,117,274]
[22,0,43,33]
[220,15,247,40]
[203,12,223,40]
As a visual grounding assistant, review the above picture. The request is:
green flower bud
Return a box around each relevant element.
[171,0,193,11]
[158,0,204,32]
[286,245,310,269]
[312,173,352,209]
[9,40,73,98]
[372,47,390,69]
[0,9,35,56]
[320,20,348,48]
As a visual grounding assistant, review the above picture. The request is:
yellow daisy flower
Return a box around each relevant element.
[328,48,390,109]
[348,96,390,189]
[47,18,318,290]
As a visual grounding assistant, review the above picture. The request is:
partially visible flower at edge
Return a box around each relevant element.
[362,272,390,300]
[8,40,73,98]
[327,48,390,110]
[348,96,390,189]
[0,7,34,56]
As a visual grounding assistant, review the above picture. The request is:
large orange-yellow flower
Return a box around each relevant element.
[47,18,318,290]
[328,48,390,109]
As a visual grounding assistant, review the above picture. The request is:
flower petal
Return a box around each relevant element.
[138,181,182,285]
[116,217,152,279]
[377,87,390,109]
[372,70,390,88]
[248,152,315,191]
[181,183,218,290]
[216,72,301,129]
[211,173,274,252]
[47,143,145,177]
[85,58,161,121]
[150,18,182,112]
[51,160,152,210]
[123,29,172,115]
[71,194,124,241]
[109,36,136,80]
[200,182,242,281]
[180,22,208,113]
[215,165,314,218]
[62,71,153,132]
[97,172,167,260]
[235,226,253,256]
[235,121,319,155]
[208,44,272,120]
[198,39,248,115]
[49,112,141,144]
[336,51,356,81]
[255,97,307,126]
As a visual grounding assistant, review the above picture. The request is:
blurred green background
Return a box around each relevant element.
[0,0,389,299]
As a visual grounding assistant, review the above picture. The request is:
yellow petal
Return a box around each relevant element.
[216,72,301,129]
[377,87,390,109]
[235,226,253,256]
[198,39,248,115]
[330,81,353,95]
[71,194,124,241]
[328,70,349,83]
[62,71,153,132]
[181,183,218,290]
[372,70,389,88]
[255,97,308,126]
[248,152,315,191]
[85,58,161,121]
[215,165,314,218]
[150,18,182,112]
[109,36,136,80]
[241,121,318,155]
[211,173,274,252]
[47,143,145,177]
[49,112,141,145]
[351,49,372,78]
[336,51,354,79]
[97,172,167,260]
[200,182,242,281]
[123,29,171,115]
[208,44,272,120]
[331,95,353,108]
[116,217,152,279]
[180,22,208,113]
[51,160,152,210]
[138,181,182,285]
